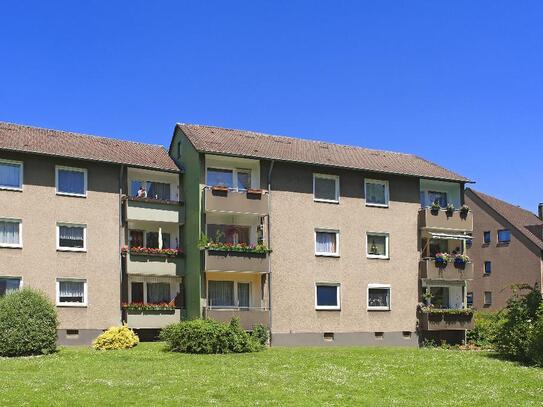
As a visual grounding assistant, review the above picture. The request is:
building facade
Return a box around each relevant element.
[465,189,543,310]
[171,124,475,346]
[0,122,181,344]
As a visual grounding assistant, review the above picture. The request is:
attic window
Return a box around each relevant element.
[319,145,329,149]
[272,138,291,145]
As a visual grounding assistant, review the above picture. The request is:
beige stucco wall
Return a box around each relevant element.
[0,152,121,330]
[268,162,421,334]
[465,192,543,310]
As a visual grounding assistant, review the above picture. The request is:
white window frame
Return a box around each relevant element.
[366,232,389,259]
[55,165,88,197]
[313,173,340,203]
[0,276,23,294]
[0,218,23,248]
[367,284,391,311]
[206,279,253,309]
[315,283,341,310]
[314,229,340,257]
[364,179,389,208]
[205,166,253,191]
[56,223,87,252]
[56,278,87,307]
[129,276,181,305]
[0,159,23,191]
[484,291,492,306]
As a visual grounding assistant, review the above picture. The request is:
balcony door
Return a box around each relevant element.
[238,282,250,310]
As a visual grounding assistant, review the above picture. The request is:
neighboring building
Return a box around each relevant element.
[465,189,543,310]
[171,123,474,346]
[0,122,181,345]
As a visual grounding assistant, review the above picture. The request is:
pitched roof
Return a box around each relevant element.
[177,123,470,182]
[466,188,543,251]
[0,122,179,172]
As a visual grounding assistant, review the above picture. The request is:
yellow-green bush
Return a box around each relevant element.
[92,326,139,350]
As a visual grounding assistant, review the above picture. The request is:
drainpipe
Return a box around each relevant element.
[119,165,125,326]
[267,160,274,341]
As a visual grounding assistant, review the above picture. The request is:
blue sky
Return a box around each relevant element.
[1,1,541,211]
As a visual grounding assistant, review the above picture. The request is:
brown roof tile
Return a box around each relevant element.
[177,123,470,182]
[466,188,543,250]
[0,122,179,172]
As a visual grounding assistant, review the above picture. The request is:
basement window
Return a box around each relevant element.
[323,332,335,342]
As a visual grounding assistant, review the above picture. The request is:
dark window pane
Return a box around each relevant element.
[129,230,144,247]
[0,278,20,296]
[467,292,473,307]
[147,182,170,200]
[58,169,85,195]
[207,168,233,188]
[368,288,389,307]
[498,229,510,243]
[0,162,21,189]
[208,281,234,307]
[366,182,387,205]
[315,176,337,201]
[59,226,84,248]
[484,261,492,274]
[131,282,144,303]
[146,232,159,249]
[237,171,251,191]
[483,231,491,244]
[207,224,250,245]
[316,285,338,306]
[430,287,449,309]
[428,191,448,208]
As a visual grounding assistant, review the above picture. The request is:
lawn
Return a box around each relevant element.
[0,344,542,406]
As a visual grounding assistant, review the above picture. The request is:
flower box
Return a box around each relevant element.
[121,246,183,257]
[204,242,271,255]
[122,302,176,312]
[211,185,229,193]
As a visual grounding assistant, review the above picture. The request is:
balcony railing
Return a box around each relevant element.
[125,308,183,329]
[123,249,184,276]
[418,308,474,331]
[125,196,184,224]
[204,249,270,273]
[204,187,269,216]
[418,208,473,232]
[419,258,474,280]
[205,307,270,329]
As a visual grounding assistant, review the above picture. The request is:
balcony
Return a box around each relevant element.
[125,308,182,329]
[125,197,183,224]
[418,208,473,232]
[204,187,269,216]
[206,308,269,330]
[419,259,474,280]
[204,250,270,273]
[418,309,474,331]
[124,250,183,276]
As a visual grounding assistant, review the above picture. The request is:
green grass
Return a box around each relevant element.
[1,343,542,406]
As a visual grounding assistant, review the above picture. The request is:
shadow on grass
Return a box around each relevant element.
[481,351,541,368]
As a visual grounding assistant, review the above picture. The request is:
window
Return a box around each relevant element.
[429,287,449,308]
[57,279,87,306]
[0,219,22,248]
[145,232,171,249]
[207,224,250,245]
[207,168,234,189]
[428,191,448,208]
[129,230,144,248]
[147,282,170,304]
[484,261,492,274]
[0,277,21,296]
[315,230,339,256]
[315,283,340,310]
[237,171,251,191]
[498,229,511,244]
[467,292,473,307]
[429,239,448,257]
[313,174,339,203]
[57,224,86,251]
[56,166,87,197]
[366,233,389,259]
[368,285,391,310]
[0,159,23,190]
[208,281,235,307]
[483,231,491,244]
[131,282,144,303]
[237,282,250,309]
[484,291,492,306]
[147,182,171,200]
[365,179,389,207]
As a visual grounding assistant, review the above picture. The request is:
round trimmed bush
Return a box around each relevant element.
[93,326,139,350]
[0,288,58,357]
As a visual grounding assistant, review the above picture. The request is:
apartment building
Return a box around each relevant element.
[171,124,474,346]
[465,189,543,310]
[0,122,181,345]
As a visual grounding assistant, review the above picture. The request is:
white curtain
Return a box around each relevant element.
[59,281,84,301]
[0,221,19,245]
[208,281,234,307]
[58,169,84,194]
[59,226,84,248]
[0,163,21,188]
[316,232,336,253]
[147,282,170,304]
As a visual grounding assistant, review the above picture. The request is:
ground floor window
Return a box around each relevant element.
[207,280,252,309]
[484,291,492,305]
[57,279,87,306]
[128,278,181,306]
[367,285,390,310]
[315,283,340,310]
[0,277,21,296]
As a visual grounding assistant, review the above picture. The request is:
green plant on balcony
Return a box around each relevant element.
[430,200,441,213]
[460,204,470,218]
[454,254,470,268]
[418,304,474,316]
[446,203,455,216]
[434,252,449,268]
[198,234,271,254]
[121,246,183,257]
[122,302,176,311]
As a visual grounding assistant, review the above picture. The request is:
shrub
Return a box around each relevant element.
[251,324,269,347]
[528,305,543,367]
[0,288,58,357]
[466,311,504,347]
[92,326,139,350]
[160,318,263,354]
